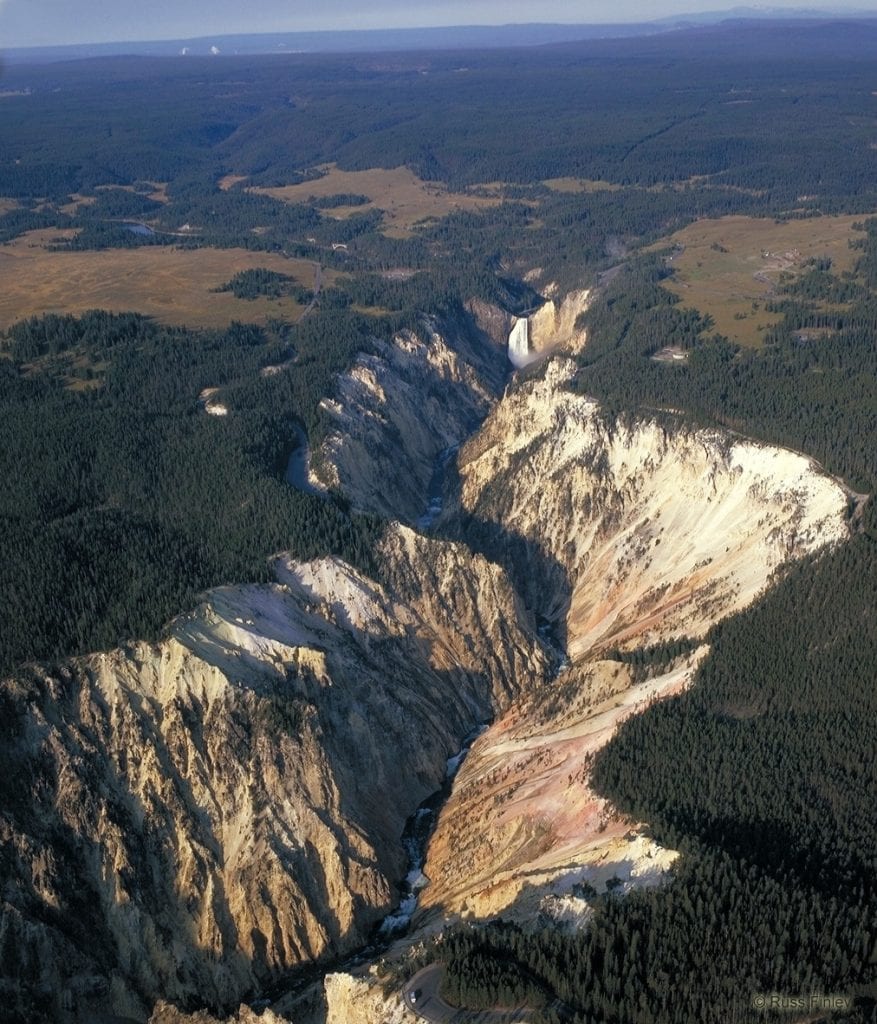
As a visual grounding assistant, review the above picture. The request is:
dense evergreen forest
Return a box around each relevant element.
[0,309,383,672]
[216,268,312,302]
[5,20,877,206]
[1,18,875,1024]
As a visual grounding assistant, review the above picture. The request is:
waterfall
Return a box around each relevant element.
[508,316,530,367]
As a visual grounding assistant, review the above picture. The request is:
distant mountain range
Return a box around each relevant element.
[655,4,877,23]
[4,7,877,64]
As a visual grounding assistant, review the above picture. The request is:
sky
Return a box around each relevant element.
[0,0,870,48]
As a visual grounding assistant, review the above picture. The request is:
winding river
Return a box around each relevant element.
[378,723,487,939]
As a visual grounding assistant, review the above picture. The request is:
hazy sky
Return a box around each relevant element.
[0,0,867,48]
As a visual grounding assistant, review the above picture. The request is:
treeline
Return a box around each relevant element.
[338,262,539,318]
[582,511,877,1023]
[437,809,875,1023]
[604,637,699,683]
[595,512,877,890]
[0,205,63,244]
[0,308,385,672]
[59,222,169,250]
[71,188,165,222]
[53,188,171,250]
[573,248,877,492]
[5,309,146,362]
[152,187,322,250]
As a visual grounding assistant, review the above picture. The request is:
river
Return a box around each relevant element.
[378,723,487,939]
[253,725,487,1009]
[416,445,459,531]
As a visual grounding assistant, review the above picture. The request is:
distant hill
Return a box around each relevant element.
[5,9,877,64]
[2,24,668,64]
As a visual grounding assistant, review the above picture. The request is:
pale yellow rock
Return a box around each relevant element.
[314,317,504,522]
[324,971,413,1024]
[1,527,546,1018]
[508,288,592,366]
[416,356,849,921]
[528,288,591,355]
[455,358,848,660]
[419,655,700,920]
[150,1000,292,1023]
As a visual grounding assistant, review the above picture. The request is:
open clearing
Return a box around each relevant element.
[94,181,170,205]
[218,174,248,192]
[251,163,499,238]
[0,229,337,329]
[543,177,621,193]
[657,213,867,346]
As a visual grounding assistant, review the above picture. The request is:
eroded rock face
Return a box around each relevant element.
[413,355,848,923]
[313,315,505,523]
[507,289,591,367]
[527,289,590,356]
[418,654,701,920]
[453,359,848,660]
[322,971,412,1024]
[0,526,548,1021]
[149,1000,291,1024]
[464,298,513,347]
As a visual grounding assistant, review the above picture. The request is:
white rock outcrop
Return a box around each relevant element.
[454,358,848,659]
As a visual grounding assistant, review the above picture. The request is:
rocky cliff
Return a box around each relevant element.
[270,343,848,1022]
[414,355,848,921]
[417,654,700,921]
[507,288,591,367]
[451,358,847,660]
[313,313,506,523]
[0,527,547,1022]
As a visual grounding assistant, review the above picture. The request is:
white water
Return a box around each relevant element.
[378,725,487,937]
[508,316,530,367]
[416,445,459,531]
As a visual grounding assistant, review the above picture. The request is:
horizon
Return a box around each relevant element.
[1,1,873,50]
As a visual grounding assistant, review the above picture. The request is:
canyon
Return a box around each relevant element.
[0,291,851,1024]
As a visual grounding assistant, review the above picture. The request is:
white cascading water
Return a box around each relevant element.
[508,317,530,367]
